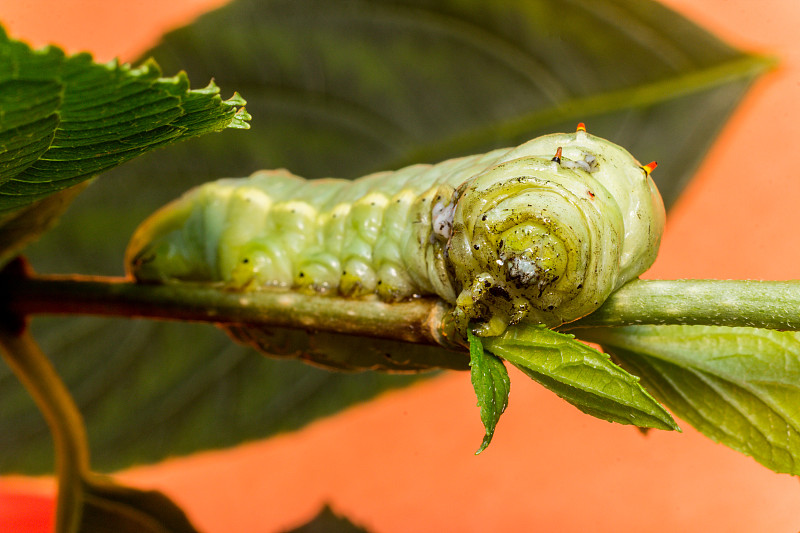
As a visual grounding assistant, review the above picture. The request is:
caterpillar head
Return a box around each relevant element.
[444,127,665,336]
[126,192,211,282]
[125,180,243,283]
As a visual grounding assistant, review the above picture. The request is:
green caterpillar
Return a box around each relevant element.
[126,125,665,338]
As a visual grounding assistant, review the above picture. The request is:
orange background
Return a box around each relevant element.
[1,0,800,531]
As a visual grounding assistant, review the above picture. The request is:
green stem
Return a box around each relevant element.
[0,326,89,533]
[566,279,800,330]
[1,272,456,348]
[4,273,800,353]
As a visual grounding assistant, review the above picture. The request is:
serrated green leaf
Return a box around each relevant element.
[468,329,510,454]
[11,0,758,473]
[580,325,800,475]
[483,324,678,431]
[0,25,249,268]
[0,28,248,213]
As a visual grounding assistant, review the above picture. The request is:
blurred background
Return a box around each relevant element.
[0,0,799,531]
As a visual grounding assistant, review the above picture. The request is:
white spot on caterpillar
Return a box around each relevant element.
[562,153,598,173]
[507,256,539,284]
[432,197,456,241]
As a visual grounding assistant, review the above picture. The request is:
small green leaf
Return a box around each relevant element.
[581,325,800,475]
[483,324,678,431]
[468,329,510,454]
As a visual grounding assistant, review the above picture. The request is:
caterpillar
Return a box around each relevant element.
[126,125,665,339]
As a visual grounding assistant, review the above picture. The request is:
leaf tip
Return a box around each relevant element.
[226,91,247,107]
[475,436,492,455]
[194,78,221,95]
[139,57,164,77]
[229,107,252,129]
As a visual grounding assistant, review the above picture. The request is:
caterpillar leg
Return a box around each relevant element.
[452,273,509,337]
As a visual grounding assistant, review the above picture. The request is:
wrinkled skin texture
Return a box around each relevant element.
[127,130,665,338]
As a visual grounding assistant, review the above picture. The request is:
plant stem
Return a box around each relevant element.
[1,272,457,348]
[4,272,800,351]
[0,326,89,533]
[566,279,800,330]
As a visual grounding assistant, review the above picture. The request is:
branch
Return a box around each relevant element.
[1,267,457,348]
[4,265,800,351]
[566,279,800,331]
[0,326,89,533]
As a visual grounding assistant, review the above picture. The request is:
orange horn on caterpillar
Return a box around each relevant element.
[643,161,658,176]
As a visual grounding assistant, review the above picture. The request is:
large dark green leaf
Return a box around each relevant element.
[104,0,770,207]
[4,0,767,473]
[80,474,201,533]
[283,505,372,533]
[0,317,421,473]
